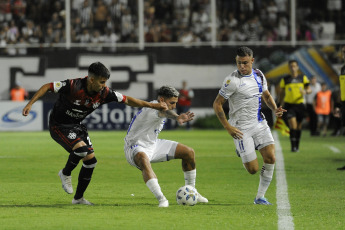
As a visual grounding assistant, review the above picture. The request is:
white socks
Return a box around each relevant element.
[184,169,196,187]
[256,163,275,200]
[146,178,165,201]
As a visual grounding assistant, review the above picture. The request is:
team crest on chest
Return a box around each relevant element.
[67,132,77,139]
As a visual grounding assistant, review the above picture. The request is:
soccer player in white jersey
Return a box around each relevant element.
[213,46,286,205]
[124,86,208,207]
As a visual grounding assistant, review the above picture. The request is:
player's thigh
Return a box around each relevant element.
[150,139,178,163]
[124,144,152,169]
[234,134,257,164]
[49,124,93,154]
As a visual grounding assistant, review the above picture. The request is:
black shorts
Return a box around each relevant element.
[49,123,94,154]
[284,103,306,123]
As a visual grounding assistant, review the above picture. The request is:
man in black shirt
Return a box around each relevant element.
[22,62,167,205]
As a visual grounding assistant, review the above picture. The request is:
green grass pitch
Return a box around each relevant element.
[0,130,344,229]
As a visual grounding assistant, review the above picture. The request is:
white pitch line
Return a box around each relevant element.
[273,131,294,230]
[327,145,341,154]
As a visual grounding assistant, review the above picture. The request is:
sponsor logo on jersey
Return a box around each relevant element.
[67,132,77,139]
[93,102,100,109]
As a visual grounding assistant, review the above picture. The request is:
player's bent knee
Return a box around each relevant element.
[134,152,150,169]
[74,145,92,158]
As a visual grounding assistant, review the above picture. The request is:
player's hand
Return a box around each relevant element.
[228,126,243,139]
[177,111,194,125]
[22,104,32,116]
[275,106,286,117]
[152,101,168,111]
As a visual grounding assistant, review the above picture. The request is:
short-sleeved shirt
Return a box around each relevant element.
[49,77,126,125]
[339,65,345,101]
[125,100,165,148]
[218,69,268,130]
[280,74,310,104]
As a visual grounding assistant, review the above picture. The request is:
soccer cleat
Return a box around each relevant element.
[58,169,73,194]
[72,197,94,205]
[254,197,272,205]
[158,197,169,208]
[337,165,345,170]
[196,192,208,203]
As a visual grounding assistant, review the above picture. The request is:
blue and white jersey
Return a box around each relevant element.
[125,100,166,148]
[219,69,268,130]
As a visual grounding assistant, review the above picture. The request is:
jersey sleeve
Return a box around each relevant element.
[262,74,268,92]
[279,78,285,89]
[50,80,70,93]
[106,89,127,103]
[303,75,310,87]
[219,74,237,100]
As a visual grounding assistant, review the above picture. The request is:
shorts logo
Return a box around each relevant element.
[67,132,77,139]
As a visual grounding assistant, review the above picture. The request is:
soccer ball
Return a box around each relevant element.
[176,185,198,206]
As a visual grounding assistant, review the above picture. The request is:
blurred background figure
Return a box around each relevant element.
[314,82,333,137]
[306,76,321,136]
[10,82,28,101]
[177,80,194,130]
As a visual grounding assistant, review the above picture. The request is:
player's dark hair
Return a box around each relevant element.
[157,86,179,98]
[237,46,253,57]
[88,62,110,79]
[288,59,298,65]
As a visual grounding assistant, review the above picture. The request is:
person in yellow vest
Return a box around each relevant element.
[279,60,311,152]
[10,84,28,101]
[313,83,333,137]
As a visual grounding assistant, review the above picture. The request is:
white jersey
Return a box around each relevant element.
[125,100,166,148]
[219,69,268,130]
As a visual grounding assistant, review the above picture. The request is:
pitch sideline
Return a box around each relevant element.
[273,131,294,230]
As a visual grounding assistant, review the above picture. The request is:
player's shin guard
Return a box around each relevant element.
[184,169,196,188]
[74,157,97,200]
[63,147,88,176]
[256,163,275,200]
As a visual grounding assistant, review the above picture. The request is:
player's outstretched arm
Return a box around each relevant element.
[213,94,243,139]
[262,90,286,117]
[22,83,51,116]
[125,96,168,111]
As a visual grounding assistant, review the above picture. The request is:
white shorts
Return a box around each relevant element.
[234,120,274,164]
[124,139,178,169]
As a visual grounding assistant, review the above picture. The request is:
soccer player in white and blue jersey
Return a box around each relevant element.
[213,46,286,205]
[124,86,208,207]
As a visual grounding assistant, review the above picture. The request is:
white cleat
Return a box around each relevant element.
[72,197,94,205]
[158,198,169,207]
[58,169,73,194]
[197,192,208,203]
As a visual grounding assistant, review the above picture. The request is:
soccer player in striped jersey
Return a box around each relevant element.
[213,46,286,205]
[124,86,208,207]
[22,62,167,205]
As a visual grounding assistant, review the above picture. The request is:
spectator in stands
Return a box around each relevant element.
[93,0,109,33]
[10,82,28,101]
[306,76,321,136]
[177,81,194,130]
[314,82,333,137]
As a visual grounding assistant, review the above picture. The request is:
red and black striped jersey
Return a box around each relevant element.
[49,77,126,125]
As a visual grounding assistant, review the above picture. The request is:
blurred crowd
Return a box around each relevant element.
[0,0,344,54]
